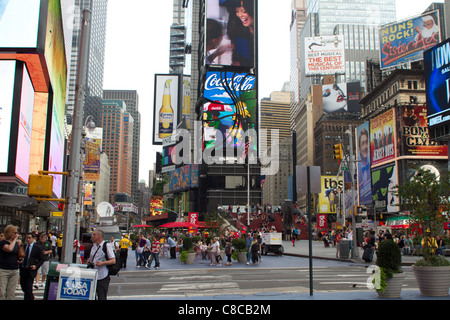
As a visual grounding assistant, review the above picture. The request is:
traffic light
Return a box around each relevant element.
[28,174,53,198]
[333,144,343,161]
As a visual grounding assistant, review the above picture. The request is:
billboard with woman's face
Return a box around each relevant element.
[206,0,256,68]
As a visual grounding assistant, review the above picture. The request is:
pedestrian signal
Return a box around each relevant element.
[333,144,343,161]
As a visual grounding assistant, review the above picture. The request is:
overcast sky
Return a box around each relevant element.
[102,0,443,183]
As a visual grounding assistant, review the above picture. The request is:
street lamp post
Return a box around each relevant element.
[61,9,92,264]
[346,126,359,258]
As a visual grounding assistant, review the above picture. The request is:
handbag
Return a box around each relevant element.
[18,243,26,259]
[136,246,144,254]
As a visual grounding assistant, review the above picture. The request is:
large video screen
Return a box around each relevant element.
[206,0,256,68]
[16,64,34,184]
[0,0,41,48]
[0,60,15,173]
[203,71,256,151]
[424,37,450,128]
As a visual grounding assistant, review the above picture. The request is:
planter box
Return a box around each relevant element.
[377,272,405,299]
[185,252,195,264]
[237,252,247,263]
[413,266,450,297]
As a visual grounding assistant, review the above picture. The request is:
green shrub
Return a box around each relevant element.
[376,239,402,273]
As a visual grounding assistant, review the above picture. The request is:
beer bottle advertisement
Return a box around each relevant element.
[159,79,174,138]
[153,75,179,145]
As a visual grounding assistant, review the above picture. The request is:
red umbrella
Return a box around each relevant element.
[158,222,198,228]
[131,224,153,228]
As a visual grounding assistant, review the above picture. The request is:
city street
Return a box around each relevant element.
[13,240,450,301]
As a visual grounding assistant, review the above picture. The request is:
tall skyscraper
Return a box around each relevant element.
[66,0,108,126]
[290,0,397,209]
[103,90,140,205]
[101,100,133,203]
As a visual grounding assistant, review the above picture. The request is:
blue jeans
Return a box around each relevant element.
[147,252,160,268]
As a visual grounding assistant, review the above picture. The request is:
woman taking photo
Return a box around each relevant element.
[0,225,23,300]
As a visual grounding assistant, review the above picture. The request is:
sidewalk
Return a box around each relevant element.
[282,239,426,265]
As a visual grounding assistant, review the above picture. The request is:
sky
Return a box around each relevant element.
[102,0,443,184]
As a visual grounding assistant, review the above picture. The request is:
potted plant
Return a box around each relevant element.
[231,237,247,263]
[373,239,404,298]
[394,168,450,296]
[180,236,195,264]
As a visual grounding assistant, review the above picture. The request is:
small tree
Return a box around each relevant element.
[393,168,450,266]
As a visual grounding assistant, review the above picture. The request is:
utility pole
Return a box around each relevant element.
[347,126,359,258]
[61,9,92,263]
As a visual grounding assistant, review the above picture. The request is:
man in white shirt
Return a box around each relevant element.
[87,230,115,300]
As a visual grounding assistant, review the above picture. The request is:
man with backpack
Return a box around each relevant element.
[87,230,116,300]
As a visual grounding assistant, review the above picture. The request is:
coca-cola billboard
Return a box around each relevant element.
[203,71,257,150]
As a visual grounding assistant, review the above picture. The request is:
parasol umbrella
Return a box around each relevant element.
[158,222,198,228]
[131,224,153,228]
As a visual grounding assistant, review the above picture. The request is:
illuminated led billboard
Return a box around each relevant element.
[0,60,15,173]
[424,37,450,128]
[206,0,256,68]
[202,70,256,150]
[0,0,41,48]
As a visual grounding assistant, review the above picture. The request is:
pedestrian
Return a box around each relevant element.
[49,233,57,259]
[251,234,259,265]
[118,235,132,269]
[73,237,80,263]
[291,229,296,247]
[168,235,176,259]
[436,236,445,256]
[56,234,63,261]
[147,235,161,269]
[19,232,45,300]
[110,236,119,253]
[210,237,221,266]
[224,238,233,266]
[87,230,115,300]
[246,233,253,265]
[0,225,23,300]
[35,232,52,289]
[136,233,147,267]
[335,231,342,258]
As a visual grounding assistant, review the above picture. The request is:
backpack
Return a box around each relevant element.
[102,242,121,276]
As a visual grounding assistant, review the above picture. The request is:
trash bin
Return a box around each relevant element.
[44,261,88,300]
[57,266,97,300]
[339,240,350,259]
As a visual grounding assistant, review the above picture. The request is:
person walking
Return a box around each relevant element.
[118,235,132,269]
[0,225,22,300]
[168,235,177,259]
[34,232,52,289]
[19,233,45,300]
[87,230,115,300]
[56,234,63,261]
[147,236,161,269]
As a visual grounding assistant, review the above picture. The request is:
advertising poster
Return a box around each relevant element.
[424,37,450,128]
[203,71,257,150]
[379,10,440,69]
[370,109,396,166]
[318,176,343,214]
[305,35,345,76]
[150,196,164,216]
[397,105,447,157]
[372,162,398,213]
[317,214,327,230]
[84,128,103,181]
[153,75,179,145]
[322,83,348,114]
[357,122,372,207]
[346,82,362,113]
[206,0,256,68]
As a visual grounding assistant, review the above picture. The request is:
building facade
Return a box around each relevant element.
[103,90,141,205]
[66,0,108,126]
[101,100,134,203]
